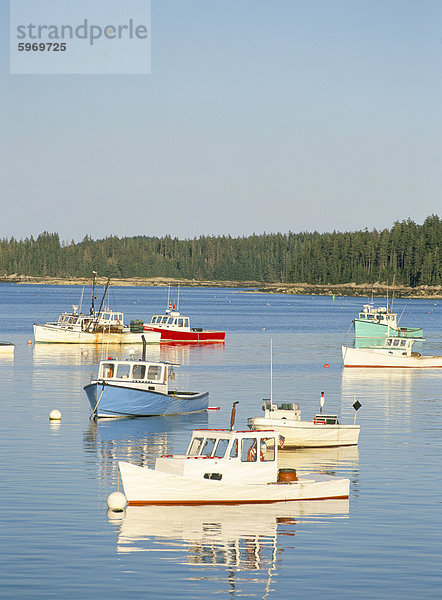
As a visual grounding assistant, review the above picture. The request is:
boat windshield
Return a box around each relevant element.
[214,438,229,457]
[187,437,204,456]
[116,364,131,378]
[201,438,216,456]
[101,363,115,378]
[132,364,146,379]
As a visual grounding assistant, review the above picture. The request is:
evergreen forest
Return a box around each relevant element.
[0,215,440,287]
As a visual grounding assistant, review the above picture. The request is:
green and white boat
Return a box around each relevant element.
[353,303,423,339]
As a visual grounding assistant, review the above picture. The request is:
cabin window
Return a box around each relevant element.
[201,438,216,457]
[178,318,184,327]
[167,317,174,325]
[116,364,131,379]
[386,339,393,347]
[147,365,162,380]
[230,439,238,458]
[188,437,203,456]
[400,340,407,347]
[101,363,115,378]
[213,438,229,458]
[161,316,168,324]
[102,313,109,321]
[393,339,400,347]
[132,364,146,379]
[184,318,189,327]
[260,437,275,461]
[241,438,258,462]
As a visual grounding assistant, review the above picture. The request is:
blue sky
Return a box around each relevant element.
[1,0,440,242]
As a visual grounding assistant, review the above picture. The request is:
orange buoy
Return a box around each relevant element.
[324,363,330,368]
[27,339,32,345]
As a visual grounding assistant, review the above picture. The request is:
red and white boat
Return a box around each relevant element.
[143,304,225,343]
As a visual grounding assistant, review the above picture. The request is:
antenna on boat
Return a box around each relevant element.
[79,286,85,314]
[167,286,171,311]
[270,339,273,407]
[320,392,325,414]
[177,285,180,311]
[91,271,97,315]
[230,401,239,430]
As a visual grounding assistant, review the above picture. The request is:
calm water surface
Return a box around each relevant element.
[0,284,441,599]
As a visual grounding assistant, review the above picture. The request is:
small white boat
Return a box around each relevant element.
[116,406,350,506]
[33,273,159,345]
[248,393,360,448]
[342,336,442,368]
[0,341,15,354]
[84,344,209,418]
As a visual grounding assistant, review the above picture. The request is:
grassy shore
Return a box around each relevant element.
[1,274,441,299]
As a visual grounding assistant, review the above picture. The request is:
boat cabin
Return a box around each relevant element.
[96,359,178,393]
[384,337,419,356]
[357,304,397,327]
[156,429,282,484]
[148,309,190,330]
[261,399,301,422]
[56,307,125,330]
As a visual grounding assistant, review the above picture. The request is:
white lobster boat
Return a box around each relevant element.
[248,393,360,448]
[33,273,159,345]
[342,337,442,368]
[116,417,350,506]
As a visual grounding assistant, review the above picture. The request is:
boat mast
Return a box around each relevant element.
[91,271,97,315]
[96,278,111,320]
[270,339,273,408]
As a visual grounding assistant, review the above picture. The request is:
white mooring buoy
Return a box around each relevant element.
[107,491,127,512]
[49,409,62,421]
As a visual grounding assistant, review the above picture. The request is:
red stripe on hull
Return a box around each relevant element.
[128,495,349,506]
[344,365,442,368]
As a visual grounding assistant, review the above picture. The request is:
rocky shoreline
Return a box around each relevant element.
[1,274,440,299]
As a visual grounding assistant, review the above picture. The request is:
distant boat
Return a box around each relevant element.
[33,272,159,345]
[115,414,350,506]
[353,303,423,339]
[84,341,209,418]
[143,304,225,343]
[248,393,360,448]
[0,341,14,354]
[342,336,442,368]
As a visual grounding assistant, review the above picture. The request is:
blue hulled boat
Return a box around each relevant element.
[84,354,209,419]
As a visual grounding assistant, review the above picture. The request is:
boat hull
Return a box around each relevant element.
[34,324,160,344]
[84,382,209,417]
[342,346,442,368]
[354,320,423,339]
[118,461,350,505]
[143,325,225,343]
[0,342,15,354]
[248,417,360,448]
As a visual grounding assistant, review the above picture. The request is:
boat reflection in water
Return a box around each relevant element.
[108,501,348,592]
[84,412,210,482]
[278,445,359,476]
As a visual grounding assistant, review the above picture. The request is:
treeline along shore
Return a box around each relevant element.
[0,215,440,298]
